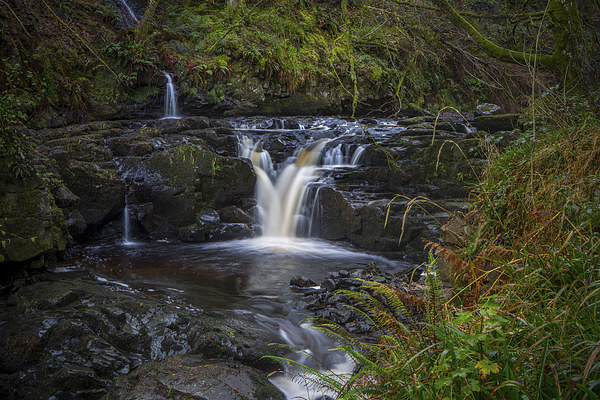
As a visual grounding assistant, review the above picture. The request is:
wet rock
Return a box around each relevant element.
[54,159,127,231]
[52,183,80,208]
[104,356,285,400]
[302,263,429,340]
[472,114,521,133]
[219,206,253,224]
[0,273,284,399]
[0,164,69,264]
[396,116,435,126]
[210,223,252,241]
[320,278,337,291]
[475,103,502,116]
[178,224,208,242]
[290,276,317,289]
[64,208,88,238]
[312,186,360,240]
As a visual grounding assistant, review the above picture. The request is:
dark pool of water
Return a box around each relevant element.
[56,237,409,315]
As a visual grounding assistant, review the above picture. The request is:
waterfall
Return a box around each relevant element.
[238,137,274,178]
[322,144,366,166]
[322,144,344,165]
[162,72,180,119]
[121,191,138,246]
[122,204,131,244]
[239,136,327,238]
[350,145,365,165]
[118,0,139,23]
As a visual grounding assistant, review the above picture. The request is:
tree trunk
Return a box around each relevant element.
[429,0,586,87]
[429,0,554,67]
[547,0,585,85]
[136,0,160,40]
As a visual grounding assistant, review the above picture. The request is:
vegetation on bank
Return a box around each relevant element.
[280,92,599,398]
[5,0,597,128]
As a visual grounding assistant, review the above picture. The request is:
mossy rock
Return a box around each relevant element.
[0,164,68,264]
[56,160,127,229]
[472,114,521,133]
[140,145,255,231]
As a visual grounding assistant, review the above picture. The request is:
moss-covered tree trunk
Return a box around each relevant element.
[547,0,586,85]
[136,0,160,40]
[429,0,585,87]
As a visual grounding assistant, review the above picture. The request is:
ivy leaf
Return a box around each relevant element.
[475,358,500,376]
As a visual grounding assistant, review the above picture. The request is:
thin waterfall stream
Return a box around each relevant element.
[162,71,180,119]
[118,0,138,23]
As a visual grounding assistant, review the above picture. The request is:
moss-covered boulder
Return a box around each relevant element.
[0,163,68,265]
[135,144,255,240]
[55,159,127,233]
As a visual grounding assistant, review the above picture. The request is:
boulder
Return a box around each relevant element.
[475,103,502,116]
[0,272,284,399]
[0,164,68,265]
[56,160,127,231]
[313,186,360,240]
[472,114,521,133]
[105,356,285,400]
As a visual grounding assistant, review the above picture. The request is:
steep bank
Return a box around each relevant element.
[1,0,543,128]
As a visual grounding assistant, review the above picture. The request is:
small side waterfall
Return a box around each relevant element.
[350,145,365,165]
[122,192,137,246]
[119,0,139,23]
[162,72,180,119]
[322,144,366,166]
[122,204,131,244]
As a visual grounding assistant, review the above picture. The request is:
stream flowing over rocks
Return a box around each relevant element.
[0,113,519,399]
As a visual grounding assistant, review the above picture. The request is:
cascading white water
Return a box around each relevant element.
[322,144,344,165]
[121,192,136,246]
[239,137,328,237]
[119,0,139,23]
[322,143,366,166]
[238,136,274,178]
[122,203,131,244]
[350,145,365,165]
[162,72,180,119]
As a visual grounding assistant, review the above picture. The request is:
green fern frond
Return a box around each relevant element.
[339,303,386,336]
[263,355,348,392]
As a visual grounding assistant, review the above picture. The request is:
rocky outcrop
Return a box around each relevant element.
[0,271,283,399]
[0,162,69,268]
[37,118,257,244]
[291,117,480,258]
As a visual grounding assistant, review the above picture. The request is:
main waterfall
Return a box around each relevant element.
[239,138,321,237]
